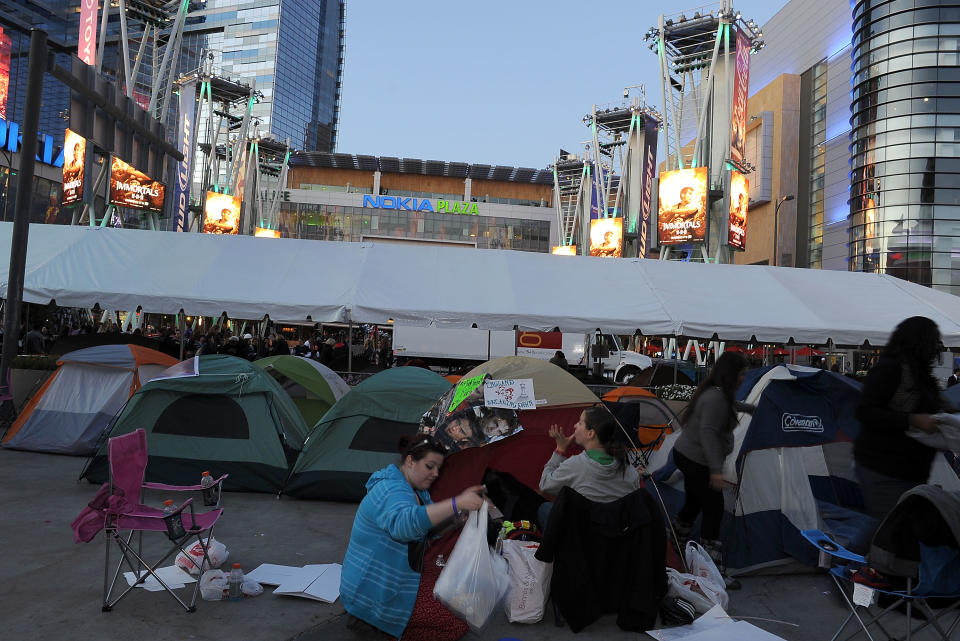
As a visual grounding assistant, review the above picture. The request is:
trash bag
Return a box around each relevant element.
[501,540,552,623]
[200,569,228,601]
[175,536,229,575]
[665,568,724,614]
[434,502,511,631]
[684,541,728,608]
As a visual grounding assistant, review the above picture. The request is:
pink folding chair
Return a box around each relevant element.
[72,429,227,612]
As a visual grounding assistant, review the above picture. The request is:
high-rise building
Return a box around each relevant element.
[180,0,345,152]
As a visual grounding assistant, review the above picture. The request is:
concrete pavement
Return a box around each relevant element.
[0,447,951,641]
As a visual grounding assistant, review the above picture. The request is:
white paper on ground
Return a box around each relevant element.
[649,604,732,640]
[273,564,342,603]
[124,565,196,591]
[244,563,309,586]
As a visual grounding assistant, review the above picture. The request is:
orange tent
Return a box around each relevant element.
[444,374,462,384]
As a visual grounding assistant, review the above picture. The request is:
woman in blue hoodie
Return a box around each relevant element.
[340,434,485,640]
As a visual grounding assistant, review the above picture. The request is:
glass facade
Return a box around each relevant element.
[850,1,960,294]
[278,203,551,251]
[808,61,827,269]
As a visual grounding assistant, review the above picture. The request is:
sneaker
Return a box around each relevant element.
[660,596,697,626]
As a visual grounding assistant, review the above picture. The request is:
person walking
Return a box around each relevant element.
[671,351,753,588]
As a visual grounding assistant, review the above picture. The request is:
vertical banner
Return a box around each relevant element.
[172,79,198,232]
[62,129,86,205]
[728,170,749,250]
[637,115,659,259]
[730,30,751,165]
[0,27,10,120]
[78,0,99,66]
[590,163,603,220]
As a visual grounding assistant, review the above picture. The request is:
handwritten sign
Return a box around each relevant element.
[483,379,536,410]
[448,374,487,413]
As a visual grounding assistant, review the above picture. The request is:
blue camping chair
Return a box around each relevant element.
[802,529,960,641]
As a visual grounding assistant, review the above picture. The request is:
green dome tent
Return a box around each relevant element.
[285,366,451,501]
[253,355,350,427]
[83,355,311,493]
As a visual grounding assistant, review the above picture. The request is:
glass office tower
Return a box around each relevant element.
[849,1,960,295]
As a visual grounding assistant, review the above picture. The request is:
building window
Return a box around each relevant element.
[808,60,827,269]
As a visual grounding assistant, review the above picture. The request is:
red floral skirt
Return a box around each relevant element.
[392,552,468,641]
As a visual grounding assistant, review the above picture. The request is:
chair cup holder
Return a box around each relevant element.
[163,513,186,540]
[201,486,220,507]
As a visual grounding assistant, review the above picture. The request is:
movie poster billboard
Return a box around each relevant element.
[589,217,623,257]
[254,226,280,238]
[419,374,525,454]
[110,156,165,212]
[203,191,240,235]
[0,27,10,120]
[551,245,576,256]
[730,30,751,165]
[61,129,86,205]
[657,167,708,244]
[728,170,749,251]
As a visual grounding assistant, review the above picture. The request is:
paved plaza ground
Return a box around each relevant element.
[1,447,953,641]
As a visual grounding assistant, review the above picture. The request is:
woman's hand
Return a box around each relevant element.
[548,424,574,452]
[455,485,486,512]
[909,413,940,434]
[709,473,726,490]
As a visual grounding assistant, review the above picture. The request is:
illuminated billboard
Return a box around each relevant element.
[254,226,280,238]
[110,157,165,212]
[657,166,708,245]
[589,218,623,258]
[203,191,241,235]
[0,27,10,120]
[62,129,86,205]
[728,170,749,251]
[551,245,577,256]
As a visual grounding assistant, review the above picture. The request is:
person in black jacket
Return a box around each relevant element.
[855,316,943,531]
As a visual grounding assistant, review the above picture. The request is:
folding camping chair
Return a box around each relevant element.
[78,429,227,612]
[802,529,960,641]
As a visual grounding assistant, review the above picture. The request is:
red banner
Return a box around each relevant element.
[78,0,99,66]
[0,27,10,120]
[516,332,563,350]
[730,30,751,165]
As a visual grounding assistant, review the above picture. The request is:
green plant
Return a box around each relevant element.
[10,355,59,370]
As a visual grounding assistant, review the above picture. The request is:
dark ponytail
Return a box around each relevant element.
[583,406,627,474]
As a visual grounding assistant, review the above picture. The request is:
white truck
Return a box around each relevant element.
[391,326,652,383]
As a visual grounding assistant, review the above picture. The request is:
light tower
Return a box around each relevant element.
[645,1,764,263]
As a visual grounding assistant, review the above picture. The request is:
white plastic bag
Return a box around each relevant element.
[433,502,511,631]
[685,541,726,590]
[665,568,725,614]
[501,540,552,623]
[199,569,227,601]
[176,536,229,575]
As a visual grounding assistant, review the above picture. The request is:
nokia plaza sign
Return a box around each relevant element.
[362,195,480,215]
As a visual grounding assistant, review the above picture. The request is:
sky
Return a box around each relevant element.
[336,0,790,169]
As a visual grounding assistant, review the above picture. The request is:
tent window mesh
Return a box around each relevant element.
[349,417,417,452]
[153,394,250,439]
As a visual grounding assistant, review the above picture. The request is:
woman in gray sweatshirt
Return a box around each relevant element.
[672,351,751,587]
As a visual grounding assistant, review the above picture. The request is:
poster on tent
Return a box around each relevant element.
[110,156,166,213]
[483,379,536,410]
[589,218,623,258]
[419,374,524,453]
[61,128,86,205]
[728,170,749,250]
[203,191,241,234]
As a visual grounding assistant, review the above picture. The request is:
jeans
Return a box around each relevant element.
[673,449,724,541]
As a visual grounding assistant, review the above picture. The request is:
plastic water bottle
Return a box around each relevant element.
[201,471,214,489]
[228,563,244,601]
[162,499,175,516]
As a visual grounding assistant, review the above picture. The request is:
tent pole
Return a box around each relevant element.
[178,310,185,361]
[347,318,353,374]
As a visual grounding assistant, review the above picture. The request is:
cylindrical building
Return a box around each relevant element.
[849,1,960,294]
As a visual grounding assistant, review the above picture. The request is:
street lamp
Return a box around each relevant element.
[773,194,795,267]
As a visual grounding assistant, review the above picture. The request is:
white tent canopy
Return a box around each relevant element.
[4,222,960,346]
